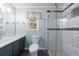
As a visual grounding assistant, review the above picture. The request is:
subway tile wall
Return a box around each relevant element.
[62,4,79,56]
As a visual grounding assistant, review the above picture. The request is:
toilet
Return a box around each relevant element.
[29,36,40,56]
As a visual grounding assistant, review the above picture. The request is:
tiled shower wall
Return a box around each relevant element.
[47,11,63,56]
[62,3,79,56]
[48,3,79,56]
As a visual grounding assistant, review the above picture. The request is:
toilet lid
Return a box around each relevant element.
[29,44,39,52]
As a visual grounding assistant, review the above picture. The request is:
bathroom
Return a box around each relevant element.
[0,3,79,56]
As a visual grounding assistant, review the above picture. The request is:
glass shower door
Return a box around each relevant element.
[47,12,57,56]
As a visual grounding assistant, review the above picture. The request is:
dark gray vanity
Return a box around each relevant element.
[0,43,12,56]
[0,34,25,56]
[12,37,25,56]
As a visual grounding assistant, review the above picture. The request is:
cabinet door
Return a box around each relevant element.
[12,40,21,56]
[0,44,12,56]
[20,37,25,52]
[23,37,25,48]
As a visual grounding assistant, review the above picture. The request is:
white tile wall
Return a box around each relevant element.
[48,30,57,56]
[48,31,57,50]
[48,3,79,56]
[62,30,79,55]
[69,16,79,28]
[62,4,79,56]
[56,31,62,56]
[48,13,56,28]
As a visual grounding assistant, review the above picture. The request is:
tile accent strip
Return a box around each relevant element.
[47,28,79,31]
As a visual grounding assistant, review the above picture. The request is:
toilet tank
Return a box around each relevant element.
[31,36,40,43]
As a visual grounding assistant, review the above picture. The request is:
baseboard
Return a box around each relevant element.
[39,48,47,50]
[24,47,29,50]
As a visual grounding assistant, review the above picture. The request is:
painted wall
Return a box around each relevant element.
[15,8,49,49]
[0,3,54,49]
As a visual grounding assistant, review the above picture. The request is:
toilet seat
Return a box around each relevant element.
[29,44,39,52]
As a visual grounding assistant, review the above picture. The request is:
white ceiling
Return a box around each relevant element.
[11,3,70,10]
[56,3,70,10]
[11,3,56,9]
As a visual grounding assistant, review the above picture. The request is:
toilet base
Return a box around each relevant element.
[29,44,39,56]
[30,51,38,56]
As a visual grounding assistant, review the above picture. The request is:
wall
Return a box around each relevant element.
[47,3,79,56]
[47,12,63,56]
[0,3,54,49]
[62,3,79,56]
[15,8,50,49]
[47,12,57,55]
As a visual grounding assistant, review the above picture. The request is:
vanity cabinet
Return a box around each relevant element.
[12,40,21,56]
[0,36,25,56]
[0,44,12,56]
[20,37,25,53]
[12,37,25,56]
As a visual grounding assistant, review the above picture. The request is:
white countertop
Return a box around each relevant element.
[0,33,25,48]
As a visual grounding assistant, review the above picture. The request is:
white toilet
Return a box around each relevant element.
[29,36,40,56]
